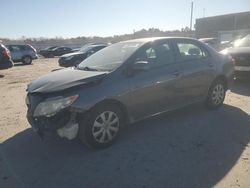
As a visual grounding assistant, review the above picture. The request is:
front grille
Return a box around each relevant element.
[232,54,250,66]
[28,108,71,134]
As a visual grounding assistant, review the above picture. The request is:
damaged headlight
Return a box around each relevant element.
[34,95,78,117]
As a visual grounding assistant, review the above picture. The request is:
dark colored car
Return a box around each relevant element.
[199,38,221,51]
[58,44,108,67]
[0,44,13,69]
[26,37,234,148]
[39,46,58,57]
[40,46,73,58]
[6,44,38,64]
[221,34,250,78]
[199,38,231,51]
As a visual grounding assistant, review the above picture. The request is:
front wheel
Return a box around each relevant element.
[22,56,32,65]
[78,104,124,149]
[206,79,226,109]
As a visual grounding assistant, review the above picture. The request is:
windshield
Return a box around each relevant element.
[79,45,93,52]
[234,35,250,47]
[78,41,144,71]
[47,46,57,50]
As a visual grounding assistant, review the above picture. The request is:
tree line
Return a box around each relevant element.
[0,28,194,50]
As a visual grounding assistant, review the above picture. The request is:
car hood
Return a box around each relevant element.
[61,51,86,57]
[27,68,107,93]
[224,47,250,54]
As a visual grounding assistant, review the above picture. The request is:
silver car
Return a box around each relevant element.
[26,37,234,148]
[7,44,38,64]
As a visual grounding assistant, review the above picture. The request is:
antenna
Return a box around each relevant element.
[203,8,206,18]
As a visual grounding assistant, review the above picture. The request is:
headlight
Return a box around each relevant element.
[34,95,78,117]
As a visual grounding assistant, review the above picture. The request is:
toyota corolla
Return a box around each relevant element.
[26,37,234,148]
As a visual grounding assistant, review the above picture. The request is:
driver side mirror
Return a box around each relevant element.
[132,60,150,71]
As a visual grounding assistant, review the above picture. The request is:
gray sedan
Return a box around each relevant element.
[26,37,234,148]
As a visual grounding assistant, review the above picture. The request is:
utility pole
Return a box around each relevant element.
[203,8,206,18]
[190,1,194,31]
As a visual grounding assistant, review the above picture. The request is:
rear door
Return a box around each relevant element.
[173,39,215,103]
[128,40,182,119]
[8,45,23,61]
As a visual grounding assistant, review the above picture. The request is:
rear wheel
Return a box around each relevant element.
[22,56,32,65]
[206,79,226,109]
[78,104,124,149]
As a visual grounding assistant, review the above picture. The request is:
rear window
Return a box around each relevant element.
[176,42,208,61]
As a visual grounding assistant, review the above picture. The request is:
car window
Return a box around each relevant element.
[176,42,207,61]
[10,45,22,51]
[21,45,29,50]
[146,48,156,59]
[94,46,106,51]
[135,42,175,68]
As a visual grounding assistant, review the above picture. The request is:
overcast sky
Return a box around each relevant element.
[1,0,250,39]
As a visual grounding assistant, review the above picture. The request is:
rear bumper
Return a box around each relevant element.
[32,55,38,60]
[235,71,250,78]
[235,66,250,72]
[234,66,250,78]
[0,59,13,69]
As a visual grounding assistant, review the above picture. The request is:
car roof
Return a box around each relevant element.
[121,37,198,44]
[6,44,26,46]
[90,44,107,47]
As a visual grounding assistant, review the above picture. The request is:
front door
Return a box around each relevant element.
[128,40,182,120]
[8,45,23,60]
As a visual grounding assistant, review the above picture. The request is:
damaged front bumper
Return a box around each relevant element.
[26,94,80,140]
[27,109,79,140]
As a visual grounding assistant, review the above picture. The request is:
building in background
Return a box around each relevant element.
[195,11,250,42]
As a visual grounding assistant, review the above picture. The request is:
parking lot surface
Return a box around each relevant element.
[0,58,249,188]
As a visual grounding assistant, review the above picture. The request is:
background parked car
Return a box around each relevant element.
[199,38,222,51]
[0,44,13,69]
[39,46,58,57]
[199,38,232,51]
[58,44,108,67]
[221,34,250,78]
[6,44,38,64]
[40,46,73,58]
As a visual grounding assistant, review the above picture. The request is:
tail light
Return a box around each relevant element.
[27,44,37,52]
[2,48,10,58]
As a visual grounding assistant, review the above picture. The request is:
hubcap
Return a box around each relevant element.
[211,84,225,105]
[92,111,119,144]
[24,57,31,64]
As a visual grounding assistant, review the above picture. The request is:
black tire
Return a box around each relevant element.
[22,56,32,65]
[78,104,124,149]
[205,79,227,109]
[49,54,54,58]
[74,59,82,66]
